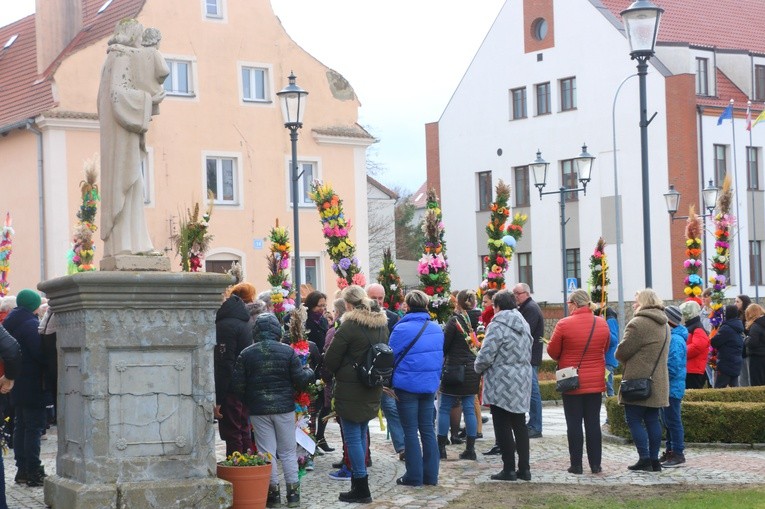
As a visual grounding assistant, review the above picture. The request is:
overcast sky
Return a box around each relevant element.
[1,0,505,194]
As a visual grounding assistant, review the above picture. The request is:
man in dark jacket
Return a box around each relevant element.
[232,313,314,508]
[214,293,254,456]
[513,283,545,438]
[4,289,46,487]
[0,321,21,506]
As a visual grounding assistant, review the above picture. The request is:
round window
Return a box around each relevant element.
[532,18,548,41]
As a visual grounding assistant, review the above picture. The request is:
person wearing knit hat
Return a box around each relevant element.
[2,288,47,486]
[660,305,688,467]
[680,300,710,390]
[679,301,701,323]
[16,290,42,314]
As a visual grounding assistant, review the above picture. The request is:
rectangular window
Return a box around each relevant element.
[751,241,763,285]
[535,82,551,116]
[288,161,316,207]
[560,77,576,111]
[206,156,237,204]
[477,171,492,211]
[518,252,533,292]
[748,146,760,190]
[206,259,237,273]
[714,144,728,186]
[696,58,709,95]
[561,159,579,202]
[242,66,268,102]
[755,65,765,101]
[566,248,581,287]
[205,0,222,18]
[510,87,527,120]
[301,257,320,291]
[514,166,530,207]
[164,59,193,96]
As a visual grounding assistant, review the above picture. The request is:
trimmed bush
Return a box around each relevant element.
[683,386,765,403]
[539,359,557,373]
[541,374,622,401]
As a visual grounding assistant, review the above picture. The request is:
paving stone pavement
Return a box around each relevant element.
[9,403,765,508]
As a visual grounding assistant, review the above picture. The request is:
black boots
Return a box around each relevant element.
[627,458,653,471]
[459,437,477,460]
[339,475,372,504]
[286,482,300,508]
[437,435,448,460]
[267,484,281,508]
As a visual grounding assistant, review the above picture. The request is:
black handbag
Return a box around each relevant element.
[620,328,669,402]
[441,364,465,384]
[555,317,597,393]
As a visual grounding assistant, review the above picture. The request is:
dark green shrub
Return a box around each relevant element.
[683,386,765,403]
[540,380,561,401]
[539,359,557,373]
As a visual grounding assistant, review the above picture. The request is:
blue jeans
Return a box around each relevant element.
[395,389,440,485]
[605,365,617,397]
[380,392,405,453]
[527,366,542,432]
[340,418,369,478]
[624,404,662,460]
[437,394,476,437]
[13,406,47,475]
[660,397,684,455]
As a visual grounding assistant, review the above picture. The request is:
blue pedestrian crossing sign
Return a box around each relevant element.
[566,278,578,293]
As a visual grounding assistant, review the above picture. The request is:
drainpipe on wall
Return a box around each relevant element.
[697,105,707,285]
[27,122,46,283]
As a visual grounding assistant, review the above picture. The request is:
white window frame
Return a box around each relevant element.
[205,248,245,275]
[690,50,715,97]
[238,62,274,105]
[141,147,155,206]
[286,158,320,208]
[163,56,197,98]
[202,0,226,21]
[203,151,244,207]
[299,253,323,292]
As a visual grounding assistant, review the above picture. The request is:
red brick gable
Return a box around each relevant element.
[0,0,145,130]
[599,0,765,54]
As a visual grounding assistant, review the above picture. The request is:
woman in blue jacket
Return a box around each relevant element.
[389,290,444,487]
[659,306,687,467]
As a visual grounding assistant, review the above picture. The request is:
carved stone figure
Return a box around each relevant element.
[98,19,168,259]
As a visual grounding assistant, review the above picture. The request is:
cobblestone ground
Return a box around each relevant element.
[10,403,765,508]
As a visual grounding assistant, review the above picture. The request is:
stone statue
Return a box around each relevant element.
[98,19,168,259]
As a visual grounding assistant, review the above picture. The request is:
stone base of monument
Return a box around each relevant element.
[100,254,172,271]
[39,272,233,509]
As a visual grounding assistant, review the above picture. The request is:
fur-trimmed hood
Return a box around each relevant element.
[343,308,388,328]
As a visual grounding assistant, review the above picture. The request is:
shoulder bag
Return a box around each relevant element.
[620,327,669,402]
[555,317,597,393]
[441,314,471,385]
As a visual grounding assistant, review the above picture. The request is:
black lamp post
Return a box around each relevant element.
[277,72,308,308]
[664,179,719,285]
[621,0,663,288]
[533,145,596,316]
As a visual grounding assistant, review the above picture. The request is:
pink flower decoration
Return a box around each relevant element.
[337,278,349,289]
[352,273,367,286]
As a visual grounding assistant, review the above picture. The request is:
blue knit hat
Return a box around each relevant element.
[16,289,42,313]
[253,313,283,343]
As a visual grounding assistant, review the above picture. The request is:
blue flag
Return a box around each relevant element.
[717,103,733,125]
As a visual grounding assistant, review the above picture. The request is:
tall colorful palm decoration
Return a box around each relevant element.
[709,175,733,332]
[588,237,609,307]
[417,189,452,323]
[67,158,100,274]
[267,223,294,324]
[0,213,13,296]
[683,207,704,299]
[377,247,404,313]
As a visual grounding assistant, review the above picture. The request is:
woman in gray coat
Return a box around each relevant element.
[474,290,533,482]
[616,288,670,473]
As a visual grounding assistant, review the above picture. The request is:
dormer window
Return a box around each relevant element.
[97,0,114,14]
[3,35,18,49]
[696,57,709,96]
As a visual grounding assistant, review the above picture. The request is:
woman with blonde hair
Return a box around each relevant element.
[547,289,610,474]
[745,304,765,386]
[616,289,670,472]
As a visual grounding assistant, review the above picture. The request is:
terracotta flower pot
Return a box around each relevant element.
[217,463,272,509]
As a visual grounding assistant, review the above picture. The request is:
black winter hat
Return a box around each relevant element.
[253,313,283,342]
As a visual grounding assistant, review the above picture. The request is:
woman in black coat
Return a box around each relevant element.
[303,291,333,452]
[437,290,481,461]
[711,305,744,388]
[745,304,765,386]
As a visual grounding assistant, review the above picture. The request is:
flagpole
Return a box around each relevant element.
[749,101,761,303]
[730,99,744,290]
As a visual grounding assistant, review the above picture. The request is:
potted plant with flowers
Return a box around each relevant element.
[217,450,272,509]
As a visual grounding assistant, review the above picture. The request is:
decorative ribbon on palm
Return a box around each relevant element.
[588,237,609,308]
[309,181,366,289]
[417,189,453,323]
[377,247,404,313]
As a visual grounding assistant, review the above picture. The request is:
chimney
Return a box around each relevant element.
[35,0,83,74]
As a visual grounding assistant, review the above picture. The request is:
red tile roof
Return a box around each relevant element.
[697,69,763,116]
[0,0,145,130]
[599,0,765,54]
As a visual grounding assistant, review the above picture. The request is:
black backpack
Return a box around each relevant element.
[353,340,394,388]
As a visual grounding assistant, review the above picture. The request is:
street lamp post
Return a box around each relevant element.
[532,145,596,316]
[664,179,720,285]
[277,72,309,308]
[621,0,664,288]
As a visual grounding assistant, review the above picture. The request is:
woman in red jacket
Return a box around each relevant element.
[547,289,610,474]
[679,301,710,389]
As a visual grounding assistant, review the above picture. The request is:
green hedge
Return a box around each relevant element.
[605,386,765,444]
[541,374,622,402]
[539,359,557,373]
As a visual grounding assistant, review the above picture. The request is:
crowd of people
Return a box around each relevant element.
[0,279,761,508]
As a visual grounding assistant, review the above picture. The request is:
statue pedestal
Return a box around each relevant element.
[39,272,233,509]
[100,254,172,271]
